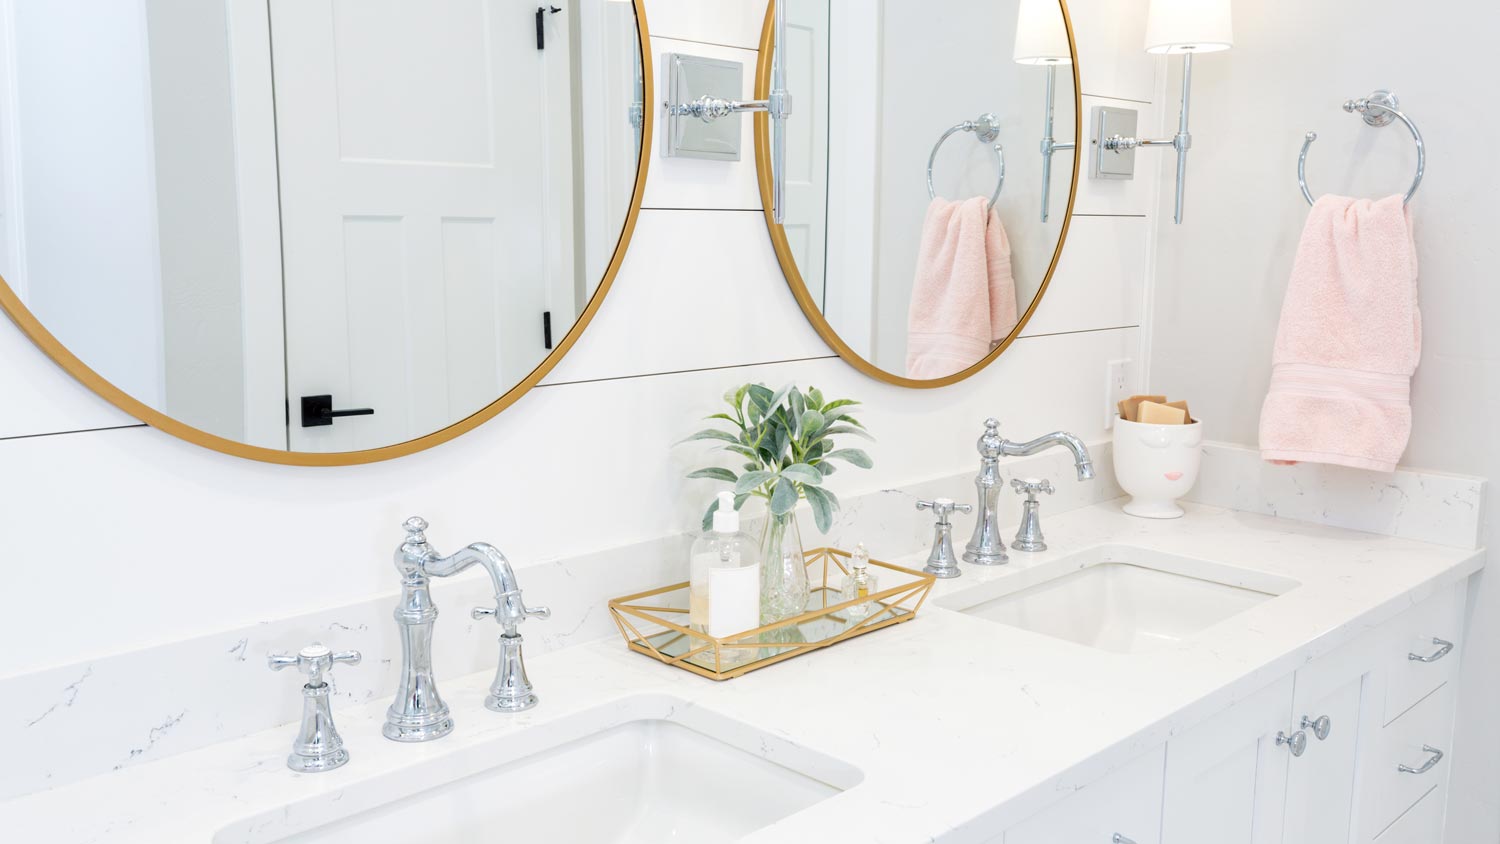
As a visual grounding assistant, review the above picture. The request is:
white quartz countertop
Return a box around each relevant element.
[6,500,1483,844]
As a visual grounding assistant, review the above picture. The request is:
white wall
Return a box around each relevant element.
[1144,1,1500,839]
[0,0,1156,765]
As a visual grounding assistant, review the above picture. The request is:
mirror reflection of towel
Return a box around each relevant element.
[906,196,1018,380]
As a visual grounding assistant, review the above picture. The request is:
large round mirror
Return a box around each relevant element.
[756,0,1078,387]
[0,0,650,464]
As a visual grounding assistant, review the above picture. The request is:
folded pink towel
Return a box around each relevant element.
[906,197,1018,379]
[1259,195,1420,472]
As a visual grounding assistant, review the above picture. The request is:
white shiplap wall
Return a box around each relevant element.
[0,0,1158,684]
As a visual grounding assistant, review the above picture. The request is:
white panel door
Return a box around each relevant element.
[1284,638,1380,844]
[271,0,574,452]
[781,0,828,305]
[1161,675,1294,844]
[1006,746,1166,844]
[1283,675,1367,844]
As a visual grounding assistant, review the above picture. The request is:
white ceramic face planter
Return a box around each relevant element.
[1112,417,1204,519]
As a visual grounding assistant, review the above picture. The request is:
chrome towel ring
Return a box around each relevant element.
[1299,89,1425,207]
[928,112,1005,209]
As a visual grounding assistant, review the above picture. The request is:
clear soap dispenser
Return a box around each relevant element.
[689,492,760,662]
[840,543,879,619]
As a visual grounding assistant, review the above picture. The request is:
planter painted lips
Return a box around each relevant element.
[1164,471,1184,481]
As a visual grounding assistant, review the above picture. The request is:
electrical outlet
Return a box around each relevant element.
[1106,359,1133,429]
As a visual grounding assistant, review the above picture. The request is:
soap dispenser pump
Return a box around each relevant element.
[689,492,761,658]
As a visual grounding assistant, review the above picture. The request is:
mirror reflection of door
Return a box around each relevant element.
[0,0,645,456]
[781,0,829,309]
[271,0,574,453]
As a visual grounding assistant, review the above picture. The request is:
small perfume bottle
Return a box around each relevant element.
[840,544,879,618]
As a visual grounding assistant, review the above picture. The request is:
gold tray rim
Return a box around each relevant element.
[607,547,936,680]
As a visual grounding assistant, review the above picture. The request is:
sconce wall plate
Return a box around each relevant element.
[663,54,745,161]
[1090,105,1139,180]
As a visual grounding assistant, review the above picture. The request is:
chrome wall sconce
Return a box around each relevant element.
[1013,0,1074,223]
[662,1,792,222]
[1090,0,1232,224]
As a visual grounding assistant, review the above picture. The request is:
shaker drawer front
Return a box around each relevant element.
[1372,784,1444,844]
[1362,683,1455,839]
[1383,584,1462,725]
[1005,746,1166,844]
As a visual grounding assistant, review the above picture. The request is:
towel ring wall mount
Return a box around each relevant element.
[1298,90,1425,207]
[927,112,1006,209]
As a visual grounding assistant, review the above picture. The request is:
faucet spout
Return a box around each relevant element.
[998,430,1095,481]
[423,543,529,628]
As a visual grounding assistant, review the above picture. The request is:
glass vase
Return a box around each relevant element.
[758,511,809,623]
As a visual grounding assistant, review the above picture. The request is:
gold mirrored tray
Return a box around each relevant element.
[608,547,936,680]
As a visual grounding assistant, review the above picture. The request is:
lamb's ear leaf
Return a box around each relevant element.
[799,410,826,441]
[734,470,777,495]
[678,429,738,445]
[822,424,875,441]
[780,463,823,486]
[686,467,738,482]
[825,448,874,469]
[769,477,799,516]
[768,384,793,412]
[803,485,835,534]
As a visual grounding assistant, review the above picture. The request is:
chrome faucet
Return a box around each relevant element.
[963,420,1094,566]
[385,517,550,742]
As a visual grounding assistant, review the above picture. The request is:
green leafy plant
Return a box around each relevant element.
[680,383,874,533]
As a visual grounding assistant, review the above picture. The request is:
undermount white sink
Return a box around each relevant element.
[941,546,1300,654]
[216,696,859,844]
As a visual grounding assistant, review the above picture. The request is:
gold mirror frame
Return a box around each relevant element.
[753,0,1081,388]
[0,0,653,466]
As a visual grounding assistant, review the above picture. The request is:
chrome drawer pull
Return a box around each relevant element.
[1408,637,1453,663]
[1113,835,1137,844]
[1397,745,1444,775]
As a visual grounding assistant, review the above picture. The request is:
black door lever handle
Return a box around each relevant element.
[300,395,376,428]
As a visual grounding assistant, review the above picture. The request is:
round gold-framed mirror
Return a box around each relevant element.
[0,0,653,466]
[755,0,1080,388]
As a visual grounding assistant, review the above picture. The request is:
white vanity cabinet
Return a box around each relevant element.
[997,580,1468,844]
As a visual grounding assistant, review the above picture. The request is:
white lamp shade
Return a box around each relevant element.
[1144,0,1233,54]
[1013,0,1072,65]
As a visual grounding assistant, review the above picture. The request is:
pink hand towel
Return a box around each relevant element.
[1259,195,1420,472]
[906,196,1018,379]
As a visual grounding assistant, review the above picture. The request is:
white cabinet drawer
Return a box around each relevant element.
[1372,783,1445,844]
[1006,746,1166,844]
[1383,584,1462,725]
[1360,682,1455,839]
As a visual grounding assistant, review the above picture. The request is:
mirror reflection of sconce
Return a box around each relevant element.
[663,1,792,222]
[1091,0,1233,224]
[1013,0,1075,223]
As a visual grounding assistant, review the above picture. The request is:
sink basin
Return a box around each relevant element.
[940,546,1299,654]
[217,696,860,844]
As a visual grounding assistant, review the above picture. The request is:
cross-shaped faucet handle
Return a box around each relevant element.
[268,643,361,686]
